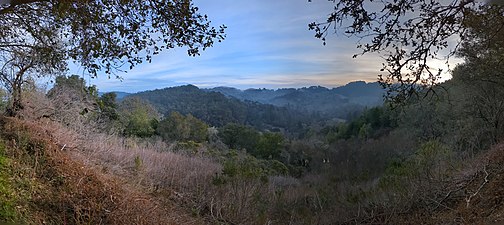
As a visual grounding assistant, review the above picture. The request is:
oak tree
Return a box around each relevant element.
[309,0,503,103]
[0,0,225,116]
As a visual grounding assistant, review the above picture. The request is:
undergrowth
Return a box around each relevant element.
[0,140,18,223]
[0,116,199,224]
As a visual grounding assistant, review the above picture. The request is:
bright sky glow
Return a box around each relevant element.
[66,0,390,92]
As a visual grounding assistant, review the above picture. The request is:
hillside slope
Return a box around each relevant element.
[381,143,504,225]
[425,143,504,224]
[0,117,203,224]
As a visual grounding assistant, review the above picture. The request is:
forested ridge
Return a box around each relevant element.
[130,84,314,131]
[125,82,383,135]
[206,81,383,115]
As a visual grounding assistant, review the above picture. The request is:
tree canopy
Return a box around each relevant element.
[0,0,225,115]
[309,0,504,103]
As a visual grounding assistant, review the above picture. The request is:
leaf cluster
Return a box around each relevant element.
[1,0,225,77]
[309,0,502,104]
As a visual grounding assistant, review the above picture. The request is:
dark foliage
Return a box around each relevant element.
[130,85,317,133]
[309,0,500,103]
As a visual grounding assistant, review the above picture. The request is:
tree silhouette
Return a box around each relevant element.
[0,0,225,115]
[309,0,503,103]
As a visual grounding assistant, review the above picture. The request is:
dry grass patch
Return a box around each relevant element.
[0,116,205,224]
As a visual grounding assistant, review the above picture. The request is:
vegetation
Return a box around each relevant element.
[0,0,503,224]
[0,140,18,223]
[0,69,502,224]
[310,0,502,103]
[130,85,318,133]
[208,81,384,116]
[157,112,208,143]
[0,0,225,116]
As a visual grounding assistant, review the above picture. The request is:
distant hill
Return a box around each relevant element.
[332,81,383,106]
[128,85,316,132]
[206,81,384,116]
[122,81,384,132]
[99,91,132,100]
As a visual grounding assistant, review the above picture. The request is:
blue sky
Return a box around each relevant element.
[70,0,386,93]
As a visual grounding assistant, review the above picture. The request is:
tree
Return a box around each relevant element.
[157,111,188,141]
[98,92,119,121]
[124,109,157,138]
[47,75,100,128]
[156,111,208,142]
[0,0,225,116]
[255,132,284,160]
[218,123,261,152]
[0,5,66,115]
[309,0,502,103]
[97,92,120,131]
[456,5,504,86]
[118,97,160,137]
[450,6,504,143]
[185,114,209,142]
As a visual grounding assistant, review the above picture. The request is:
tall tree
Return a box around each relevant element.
[452,6,504,143]
[0,0,225,116]
[0,4,66,115]
[47,75,99,127]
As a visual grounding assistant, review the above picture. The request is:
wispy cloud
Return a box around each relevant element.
[75,0,384,92]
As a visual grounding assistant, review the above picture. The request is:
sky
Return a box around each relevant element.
[64,1,401,92]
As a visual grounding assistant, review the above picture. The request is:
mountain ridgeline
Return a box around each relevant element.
[207,81,383,114]
[125,81,384,133]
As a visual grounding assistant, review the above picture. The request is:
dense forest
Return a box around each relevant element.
[0,0,504,224]
[123,82,383,135]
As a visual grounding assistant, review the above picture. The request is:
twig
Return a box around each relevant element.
[33,146,38,177]
[466,165,490,208]
[432,184,466,211]
[428,195,456,212]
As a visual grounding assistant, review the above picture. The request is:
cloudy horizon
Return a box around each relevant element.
[64,0,392,93]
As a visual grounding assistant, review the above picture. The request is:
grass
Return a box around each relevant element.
[0,140,17,223]
[0,132,39,224]
[13,91,408,224]
[5,88,504,224]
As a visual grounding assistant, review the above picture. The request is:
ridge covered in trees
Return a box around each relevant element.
[121,82,383,134]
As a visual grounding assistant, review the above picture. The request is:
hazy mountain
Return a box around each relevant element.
[208,87,294,104]
[122,81,384,132]
[99,91,132,100]
[113,92,132,100]
[206,81,384,115]
[332,81,383,106]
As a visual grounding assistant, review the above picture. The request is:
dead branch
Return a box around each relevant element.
[465,165,490,208]
[432,183,466,211]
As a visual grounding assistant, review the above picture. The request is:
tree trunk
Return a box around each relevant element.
[4,64,28,117]
[5,82,23,117]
